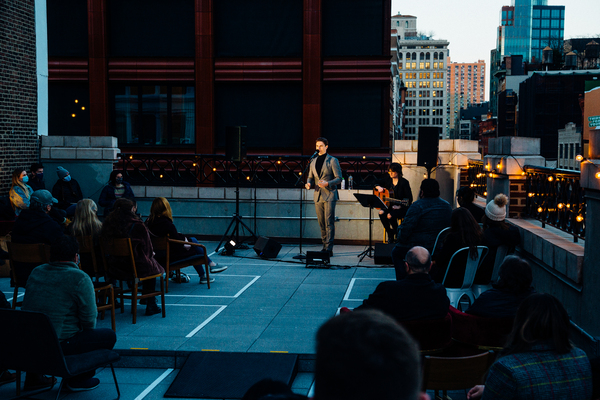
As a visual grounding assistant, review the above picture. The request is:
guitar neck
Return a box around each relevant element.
[382,197,408,206]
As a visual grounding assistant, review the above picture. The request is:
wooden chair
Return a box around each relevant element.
[6,242,51,309]
[100,238,165,324]
[442,246,489,310]
[151,235,211,292]
[0,308,121,400]
[75,235,116,331]
[422,351,494,400]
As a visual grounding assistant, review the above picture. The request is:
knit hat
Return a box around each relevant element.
[56,166,69,179]
[485,193,508,221]
[30,189,58,206]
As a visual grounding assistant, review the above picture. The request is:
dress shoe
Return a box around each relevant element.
[145,300,162,316]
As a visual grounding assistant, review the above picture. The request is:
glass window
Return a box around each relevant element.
[508,10,512,19]
[542,9,550,18]
[533,29,540,38]
[502,10,507,20]
[541,20,549,28]
[419,62,424,69]
[533,19,540,28]
[559,144,563,159]
[551,9,560,18]
[541,30,550,38]
[533,9,540,18]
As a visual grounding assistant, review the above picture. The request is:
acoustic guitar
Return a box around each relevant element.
[373,188,409,209]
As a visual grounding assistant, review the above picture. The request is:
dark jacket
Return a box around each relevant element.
[431,231,484,286]
[466,287,535,318]
[52,179,84,210]
[28,176,45,191]
[398,196,452,252]
[375,175,413,205]
[460,202,485,223]
[99,182,135,217]
[356,273,449,322]
[145,215,191,261]
[476,224,521,284]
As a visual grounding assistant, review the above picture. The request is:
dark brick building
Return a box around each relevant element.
[0,0,39,194]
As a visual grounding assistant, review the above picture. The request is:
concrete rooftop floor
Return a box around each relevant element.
[0,242,472,399]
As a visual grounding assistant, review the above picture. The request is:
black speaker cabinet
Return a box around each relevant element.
[417,126,440,170]
[254,236,282,258]
[226,126,247,162]
[374,243,395,265]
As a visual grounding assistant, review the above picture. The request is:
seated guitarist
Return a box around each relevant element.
[374,163,412,243]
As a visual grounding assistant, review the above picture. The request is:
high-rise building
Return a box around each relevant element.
[392,14,448,140]
[447,59,486,136]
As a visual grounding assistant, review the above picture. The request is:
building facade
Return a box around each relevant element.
[447,59,486,135]
[557,122,582,170]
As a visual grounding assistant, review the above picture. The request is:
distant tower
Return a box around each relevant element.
[447,59,486,136]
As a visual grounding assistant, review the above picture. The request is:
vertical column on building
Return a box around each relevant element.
[88,0,108,137]
[302,0,321,154]
[195,0,214,154]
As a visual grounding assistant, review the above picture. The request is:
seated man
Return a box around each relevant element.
[314,309,429,400]
[456,186,484,223]
[356,246,449,322]
[374,162,412,243]
[28,162,45,191]
[52,166,83,216]
[392,179,452,280]
[22,235,116,391]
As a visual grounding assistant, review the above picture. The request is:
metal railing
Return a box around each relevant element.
[467,160,486,198]
[524,165,585,242]
[117,153,391,189]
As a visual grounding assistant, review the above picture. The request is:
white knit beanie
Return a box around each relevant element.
[485,193,508,221]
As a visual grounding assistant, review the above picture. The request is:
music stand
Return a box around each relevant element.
[354,193,388,262]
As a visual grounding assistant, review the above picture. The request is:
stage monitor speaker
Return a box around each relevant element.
[417,127,440,170]
[374,243,395,265]
[254,236,281,258]
[226,126,247,162]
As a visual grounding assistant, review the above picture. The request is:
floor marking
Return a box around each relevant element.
[186,306,227,338]
[270,350,289,353]
[343,277,387,301]
[201,349,220,351]
[342,279,356,301]
[134,368,174,400]
[233,276,260,298]
[166,304,228,307]
[130,348,149,350]
[6,293,24,302]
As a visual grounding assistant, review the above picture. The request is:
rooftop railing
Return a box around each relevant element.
[117,153,391,189]
[467,160,486,198]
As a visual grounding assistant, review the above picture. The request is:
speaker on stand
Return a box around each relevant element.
[417,126,440,178]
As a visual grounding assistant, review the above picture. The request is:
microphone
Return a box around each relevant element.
[310,151,319,159]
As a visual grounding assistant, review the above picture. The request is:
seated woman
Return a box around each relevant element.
[374,163,412,243]
[100,198,163,315]
[69,199,104,278]
[431,207,483,286]
[9,167,33,217]
[477,193,521,284]
[146,197,227,284]
[467,293,592,399]
[99,171,135,217]
[466,255,535,319]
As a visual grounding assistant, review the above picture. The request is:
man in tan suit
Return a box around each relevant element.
[305,137,342,256]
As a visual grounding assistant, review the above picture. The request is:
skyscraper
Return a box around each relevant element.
[447,60,486,135]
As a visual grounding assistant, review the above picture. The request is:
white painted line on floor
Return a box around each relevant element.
[233,275,260,298]
[166,294,238,299]
[166,304,228,307]
[343,278,357,301]
[6,293,24,302]
[134,368,174,400]
[186,305,227,338]
[343,277,387,301]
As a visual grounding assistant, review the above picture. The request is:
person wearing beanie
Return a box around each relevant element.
[476,193,521,285]
[52,166,84,216]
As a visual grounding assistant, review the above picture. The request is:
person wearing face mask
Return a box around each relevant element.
[99,170,135,217]
[28,163,46,191]
[52,166,84,216]
[9,167,33,217]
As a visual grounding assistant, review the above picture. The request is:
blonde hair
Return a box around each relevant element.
[11,168,29,198]
[72,199,102,237]
[148,197,173,223]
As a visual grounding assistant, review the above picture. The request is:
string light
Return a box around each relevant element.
[71,114,76,117]
[548,176,554,182]
[576,155,584,162]
[576,215,584,222]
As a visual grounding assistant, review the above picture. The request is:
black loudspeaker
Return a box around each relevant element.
[417,127,440,170]
[254,236,282,258]
[374,243,395,265]
[226,126,247,162]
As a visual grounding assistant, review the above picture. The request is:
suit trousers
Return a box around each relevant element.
[315,199,336,250]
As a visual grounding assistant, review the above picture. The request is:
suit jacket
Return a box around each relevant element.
[307,154,342,202]
[355,273,449,322]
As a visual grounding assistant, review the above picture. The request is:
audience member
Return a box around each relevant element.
[456,186,484,222]
[69,199,104,277]
[101,198,163,315]
[0,291,16,387]
[466,256,535,319]
[391,179,451,280]
[467,293,592,399]
[99,170,135,217]
[242,379,306,400]
[8,167,33,217]
[28,163,45,191]
[314,309,429,400]
[10,190,63,286]
[374,162,413,243]
[146,197,227,284]
[476,193,521,284]
[52,166,83,216]
[431,208,484,286]
[22,235,116,392]
[356,246,449,322]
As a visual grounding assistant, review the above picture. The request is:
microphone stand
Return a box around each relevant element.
[293,151,318,260]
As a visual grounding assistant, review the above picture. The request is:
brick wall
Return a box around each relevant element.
[0,0,39,195]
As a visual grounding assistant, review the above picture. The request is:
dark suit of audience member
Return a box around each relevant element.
[99,170,135,217]
[52,167,83,215]
[467,255,535,319]
[374,163,412,243]
[391,179,451,280]
[28,163,46,192]
[476,193,521,284]
[456,186,485,222]
[356,246,449,322]
[11,190,63,287]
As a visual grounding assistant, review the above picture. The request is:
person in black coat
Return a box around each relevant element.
[374,163,412,243]
[456,186,485,223]
[28,162,45,191]
[52,166,83,216]
[99,170,135,217]
[356,246,449,322]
